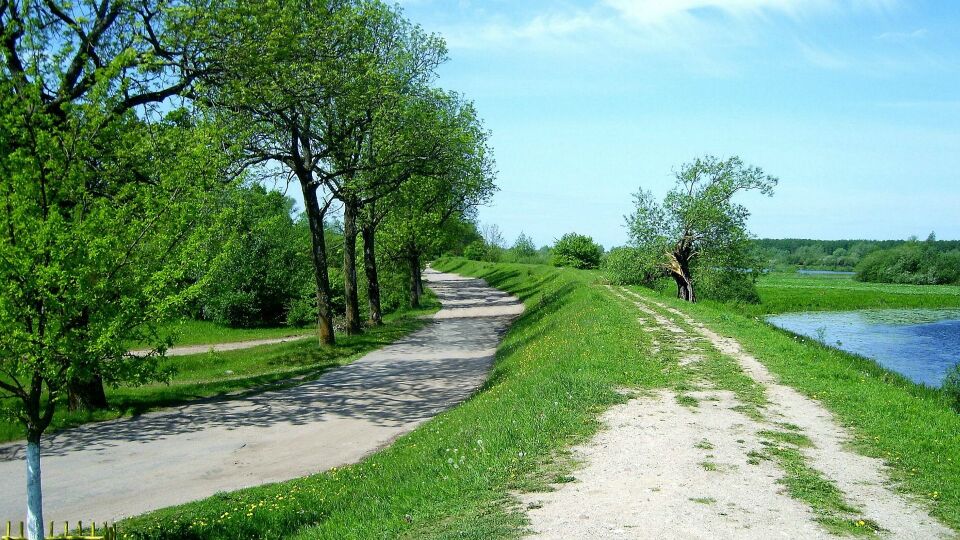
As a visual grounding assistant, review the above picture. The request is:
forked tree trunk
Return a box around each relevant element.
[342,200,362,335]
[26,433,43,540]
[672,271,696,302]
[301,183,336,346]
[67,375,108,412]
[668,244,697,302]
[361,224,383,326]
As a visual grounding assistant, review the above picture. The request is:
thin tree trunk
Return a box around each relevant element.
[26,433,43,540]
[301,183,335,346]
[361,223,383,326]
[67,375,108,411]
[408,249,422,308]
[342,199,362,334]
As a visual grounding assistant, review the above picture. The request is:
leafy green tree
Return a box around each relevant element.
[196,0,380,345]
[1,1,219,535]
[552,233,603,269]
[200,184,311,327]
[322,15,447,334]
[511,233,537,259]
[626,156,777,302]
[377,97,497,307]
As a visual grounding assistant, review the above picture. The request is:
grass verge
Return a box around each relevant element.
[119,259,673,539]
[135,320,314,348]
[0,300,439,443]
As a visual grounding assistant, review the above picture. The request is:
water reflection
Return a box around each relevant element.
[767,309,960,387]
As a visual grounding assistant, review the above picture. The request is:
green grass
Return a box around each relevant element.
[759,438,877,536]
[744,272,960,316]
[140,320,314,348]
[119,259,675,539]
[0,303,439,443]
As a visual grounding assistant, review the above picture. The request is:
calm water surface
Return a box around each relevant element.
[767,309,960,387]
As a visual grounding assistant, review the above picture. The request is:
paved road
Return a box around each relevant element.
[0,269,522,524]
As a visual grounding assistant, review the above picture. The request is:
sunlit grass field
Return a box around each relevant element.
[745,272,960,315]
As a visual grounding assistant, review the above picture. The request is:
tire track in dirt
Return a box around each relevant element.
[522,285,951,539]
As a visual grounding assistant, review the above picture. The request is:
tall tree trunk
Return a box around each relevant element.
[408,248,422,308]
[342,199,362,334]
[26,431,43,540]
[301,183,335,346]
[67,375,108,411]
[361,223,383,326]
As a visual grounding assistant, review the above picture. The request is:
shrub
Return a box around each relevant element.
[551,233,603,269]
[602,247,662,286]
[464,240,486,261]
[856,242,960,285]
[285,295,317,328]
[695,269,760,304]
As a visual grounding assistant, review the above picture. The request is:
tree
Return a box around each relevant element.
[377,97,497,307]
[1,2,218,536]
[552,233,603,269]
[195,0,375,345]
[321,12,447,333]
[199,184,312,327]
[626,155,777,302]
[511,233,537,259]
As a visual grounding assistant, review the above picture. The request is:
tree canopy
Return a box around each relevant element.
[626,155,777,302]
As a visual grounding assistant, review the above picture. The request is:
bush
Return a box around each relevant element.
[463,240,486,261]
[856,242,960,285]
[285,294,317,328]
[944,363,960,413]
[602,247,662,286]
[695,269,760,304]
[199,186,313,327]
[551,233,603,269]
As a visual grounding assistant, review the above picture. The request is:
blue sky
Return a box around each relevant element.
[392,0,960,248]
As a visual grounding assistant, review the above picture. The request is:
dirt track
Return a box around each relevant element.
[523,286,951,539]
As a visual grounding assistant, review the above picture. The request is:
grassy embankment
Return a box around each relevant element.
[121,259,677,539]
[121,261,960,538]
[637,270,960,530]
[0,298,439,443]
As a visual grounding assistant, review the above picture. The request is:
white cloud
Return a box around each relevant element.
[875,28,928,42]
[797,41,849,70]
[430,0,916,75]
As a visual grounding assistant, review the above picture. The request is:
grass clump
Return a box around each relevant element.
[119,258,671,539]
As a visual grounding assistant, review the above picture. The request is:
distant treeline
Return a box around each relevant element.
[756,236,960,285]
[755,237,960,272]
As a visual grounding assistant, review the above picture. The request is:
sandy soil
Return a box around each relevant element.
[523,286,951,539]
[0,269,522,524]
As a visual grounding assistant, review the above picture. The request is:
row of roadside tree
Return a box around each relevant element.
[0,1,495,536]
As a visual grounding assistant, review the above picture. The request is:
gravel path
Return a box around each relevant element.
[129,334,314,358]
[523,286,951,539]
[0,269,522,524]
